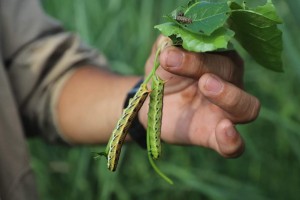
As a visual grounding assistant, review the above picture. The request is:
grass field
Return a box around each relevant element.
[28,0,300,199]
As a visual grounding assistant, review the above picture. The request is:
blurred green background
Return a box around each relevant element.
[28,0,300,199]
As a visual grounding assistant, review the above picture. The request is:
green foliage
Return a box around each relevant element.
[229,1,283,71]
[155,0,283,71]
[155,23,234,52]
[28,0,300,200]
[171,1,231,35]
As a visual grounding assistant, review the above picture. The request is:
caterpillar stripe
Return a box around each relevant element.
[147,74,165,160]
[106,83,149,171]
[175,15,193,24]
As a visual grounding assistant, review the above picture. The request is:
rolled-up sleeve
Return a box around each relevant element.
[2,0,108,143]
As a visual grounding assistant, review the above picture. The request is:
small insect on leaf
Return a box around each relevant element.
[106,83,149,171]
[175,15,193,24]
[147,74,165,160]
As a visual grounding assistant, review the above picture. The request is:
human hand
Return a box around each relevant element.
[139,36,260,158]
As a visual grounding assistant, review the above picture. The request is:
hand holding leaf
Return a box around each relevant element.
[155,0,283,71]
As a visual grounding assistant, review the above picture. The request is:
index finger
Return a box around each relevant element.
[159,46,243,85]
[199,73,261,123]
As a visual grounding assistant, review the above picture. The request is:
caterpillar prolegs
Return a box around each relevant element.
[102,83,149,171]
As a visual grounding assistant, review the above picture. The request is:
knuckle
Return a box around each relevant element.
[221,86,260,123]
[221,58,235,81]
[184,52,207,78]
[222,87,243,109]
[237,95,261,123]
[209,54,237,81]
[194,53,207,74]
[196,53,206,67]
[248,97,261,121]
[220,53,244,85]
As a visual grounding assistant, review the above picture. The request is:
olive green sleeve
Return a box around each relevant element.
[8,32,108,143]
[2,0,108,143]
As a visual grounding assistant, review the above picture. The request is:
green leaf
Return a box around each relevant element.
[228,1,283,71]
[155,0,283,72]
[183,1,231,35]
[155,23,234,52]
[188,0,199,7]
[254,0,282,23]
[229,1,244,10]
[167,1,231,36]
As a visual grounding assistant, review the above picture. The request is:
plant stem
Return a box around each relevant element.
[147,151,174,185]
[144,46,162,84]
[146,115,174,185]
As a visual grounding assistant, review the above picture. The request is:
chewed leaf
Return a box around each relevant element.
[183,1,231,35]
[166,1,230,36]
[156,0,283,72]
[253,0,282,23]
[155,23,234,52]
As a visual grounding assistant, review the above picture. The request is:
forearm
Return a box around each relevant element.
[56,66,140,144]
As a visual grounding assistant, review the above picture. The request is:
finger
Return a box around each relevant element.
[199,73,261,123]
[215,119,245,158]
[159,46,243,84]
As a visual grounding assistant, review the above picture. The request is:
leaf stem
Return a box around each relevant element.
[144,46,162,84]
[146,117,174,185]
[147,151,174,185]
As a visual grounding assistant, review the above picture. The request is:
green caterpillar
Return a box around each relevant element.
[103,83,149,171]
[146,74,173,184]
[147,74,165,160]
[96,42,174,184]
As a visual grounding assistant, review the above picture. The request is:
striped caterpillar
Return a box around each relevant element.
[144,45,173,184]
[96,41,173,184]
[175,12,193,24]
[146,73,173,184]
[147,74,165,160]
[102,83,149,171]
